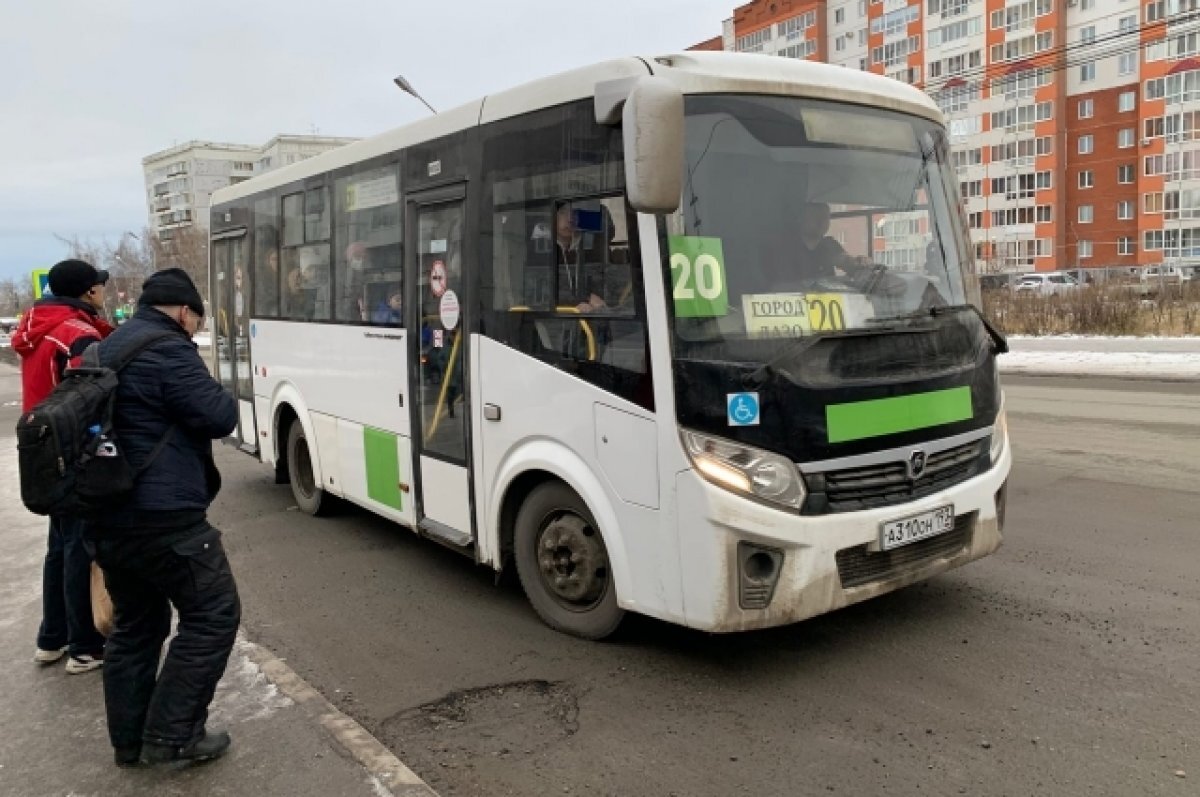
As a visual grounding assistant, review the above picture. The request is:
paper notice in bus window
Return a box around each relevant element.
[742,294,813,338]
[344,174,398,212]
[668,236,728,318]
[742,292,874,337]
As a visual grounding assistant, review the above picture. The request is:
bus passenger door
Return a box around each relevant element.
[408,190,473,547]
[212,233,258,452]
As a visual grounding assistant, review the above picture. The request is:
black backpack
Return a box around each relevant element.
[16,329,174,517]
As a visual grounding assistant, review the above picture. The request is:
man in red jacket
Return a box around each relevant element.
[13,259,115,674]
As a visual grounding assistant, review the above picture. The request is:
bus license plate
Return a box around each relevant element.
[879,505,954,551]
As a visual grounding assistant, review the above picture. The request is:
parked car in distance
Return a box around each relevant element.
[1014,271,1081,296]
[1140,265,1190,284]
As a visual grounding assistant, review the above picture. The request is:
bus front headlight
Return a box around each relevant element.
[989,404,1008,466]
[682,429,806,510]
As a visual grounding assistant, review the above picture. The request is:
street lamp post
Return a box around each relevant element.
[393,74,437,115]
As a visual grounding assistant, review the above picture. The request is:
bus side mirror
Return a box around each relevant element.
[621,77,683,215]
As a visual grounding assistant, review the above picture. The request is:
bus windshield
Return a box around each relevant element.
[664,94,977,359]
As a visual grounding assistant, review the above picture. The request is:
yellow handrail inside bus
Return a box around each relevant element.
[506,305,596,361]
[426,328,462,440]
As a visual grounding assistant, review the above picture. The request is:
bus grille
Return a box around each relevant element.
[835,513,975,590]
[813,440,985,513]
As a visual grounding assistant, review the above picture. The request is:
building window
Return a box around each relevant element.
[1119,91,1136,112]
[1145,77,1164,101]
[1117,200,1135,220]
[1078,240,1093,258]
[1082,0,1094,8]
[1078,98,1094,119]
[1080,26,1095,44]
[1118,236,1135,255]
[1078,205,1094,223]
[1118,164,1135,183]
[1080,62,1096,82]
[1036,170,1052,189]
[835,7,845,24]
[1119,52,1137,76]
[735,28,771,52]
[1079,170,1094,188]
[1144,192,1163,213]
[1118,129,1135,148]
[1147,0,1164,21]
[1079,135,1094,154]
[1145,39,1166,62]
[1036,205,1052,222]
[1165,68,1200,104]
[777,11,819,40]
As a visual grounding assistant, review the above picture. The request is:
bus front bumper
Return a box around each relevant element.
[671,447,1010,633]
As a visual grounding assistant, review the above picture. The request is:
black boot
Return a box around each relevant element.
[113,746,141,768]
[140,730,232,765]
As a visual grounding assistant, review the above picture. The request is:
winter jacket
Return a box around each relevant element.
[12,298,115,412]
[92,307,237,534]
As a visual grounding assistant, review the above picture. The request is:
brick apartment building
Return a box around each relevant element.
[689,0,1200,276]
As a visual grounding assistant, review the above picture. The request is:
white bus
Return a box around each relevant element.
[208,52,1010,638]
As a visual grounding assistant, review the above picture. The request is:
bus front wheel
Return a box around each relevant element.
[286,421,329,516]
[514,482,624,640]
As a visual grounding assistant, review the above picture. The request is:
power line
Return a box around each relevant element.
[921,10,1200,90]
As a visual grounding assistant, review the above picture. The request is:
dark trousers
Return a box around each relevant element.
[37,515,106,657]
[91,522,241,749]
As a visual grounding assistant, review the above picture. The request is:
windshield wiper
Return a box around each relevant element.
[868,304,1008,354]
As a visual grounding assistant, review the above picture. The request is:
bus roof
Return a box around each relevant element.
[211,52,943,206]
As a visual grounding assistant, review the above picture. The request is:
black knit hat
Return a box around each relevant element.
[48,259,109,299]
[138,268,205,317]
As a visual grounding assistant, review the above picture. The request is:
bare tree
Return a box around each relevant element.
[149,225,209,300]
[0,277,19,316]
[106,231,157,313]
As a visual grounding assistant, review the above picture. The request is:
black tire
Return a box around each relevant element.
[286,421,330,516]
[514,482,624,640]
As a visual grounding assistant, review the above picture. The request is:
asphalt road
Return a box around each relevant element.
[199,374,1199,797]
[3,367,1196,796]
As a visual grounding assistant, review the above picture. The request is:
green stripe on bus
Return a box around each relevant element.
[364,428,403,510]
[825,387,973,444]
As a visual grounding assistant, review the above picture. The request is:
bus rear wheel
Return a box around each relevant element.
[286,421,330,516]
[514,482,623,640]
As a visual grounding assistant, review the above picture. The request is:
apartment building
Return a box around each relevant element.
[690,0,1200,275]
[142,135,357,240]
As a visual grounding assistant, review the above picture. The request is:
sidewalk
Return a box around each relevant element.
[0,431,437,797]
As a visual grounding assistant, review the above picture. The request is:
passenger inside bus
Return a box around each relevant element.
[371,292,403,325]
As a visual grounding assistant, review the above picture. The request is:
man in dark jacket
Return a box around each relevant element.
[88,268,241,768]
[13,258,114,673]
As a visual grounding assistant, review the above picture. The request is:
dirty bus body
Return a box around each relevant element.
[207,52,1010,638]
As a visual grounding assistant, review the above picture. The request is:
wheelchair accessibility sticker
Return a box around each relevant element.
[727,392,760,427]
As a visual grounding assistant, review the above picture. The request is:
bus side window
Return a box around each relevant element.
[282,188,332,321]
[334,165,403,325]
[253,195,280,317]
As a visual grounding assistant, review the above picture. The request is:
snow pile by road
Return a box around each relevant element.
[1001,336,1200,379]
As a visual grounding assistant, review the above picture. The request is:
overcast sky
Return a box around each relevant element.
[0,0,729,282]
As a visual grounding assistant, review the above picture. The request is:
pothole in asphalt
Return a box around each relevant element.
[379,679,579,764]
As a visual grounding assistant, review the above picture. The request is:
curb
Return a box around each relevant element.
[240,639,438,797]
